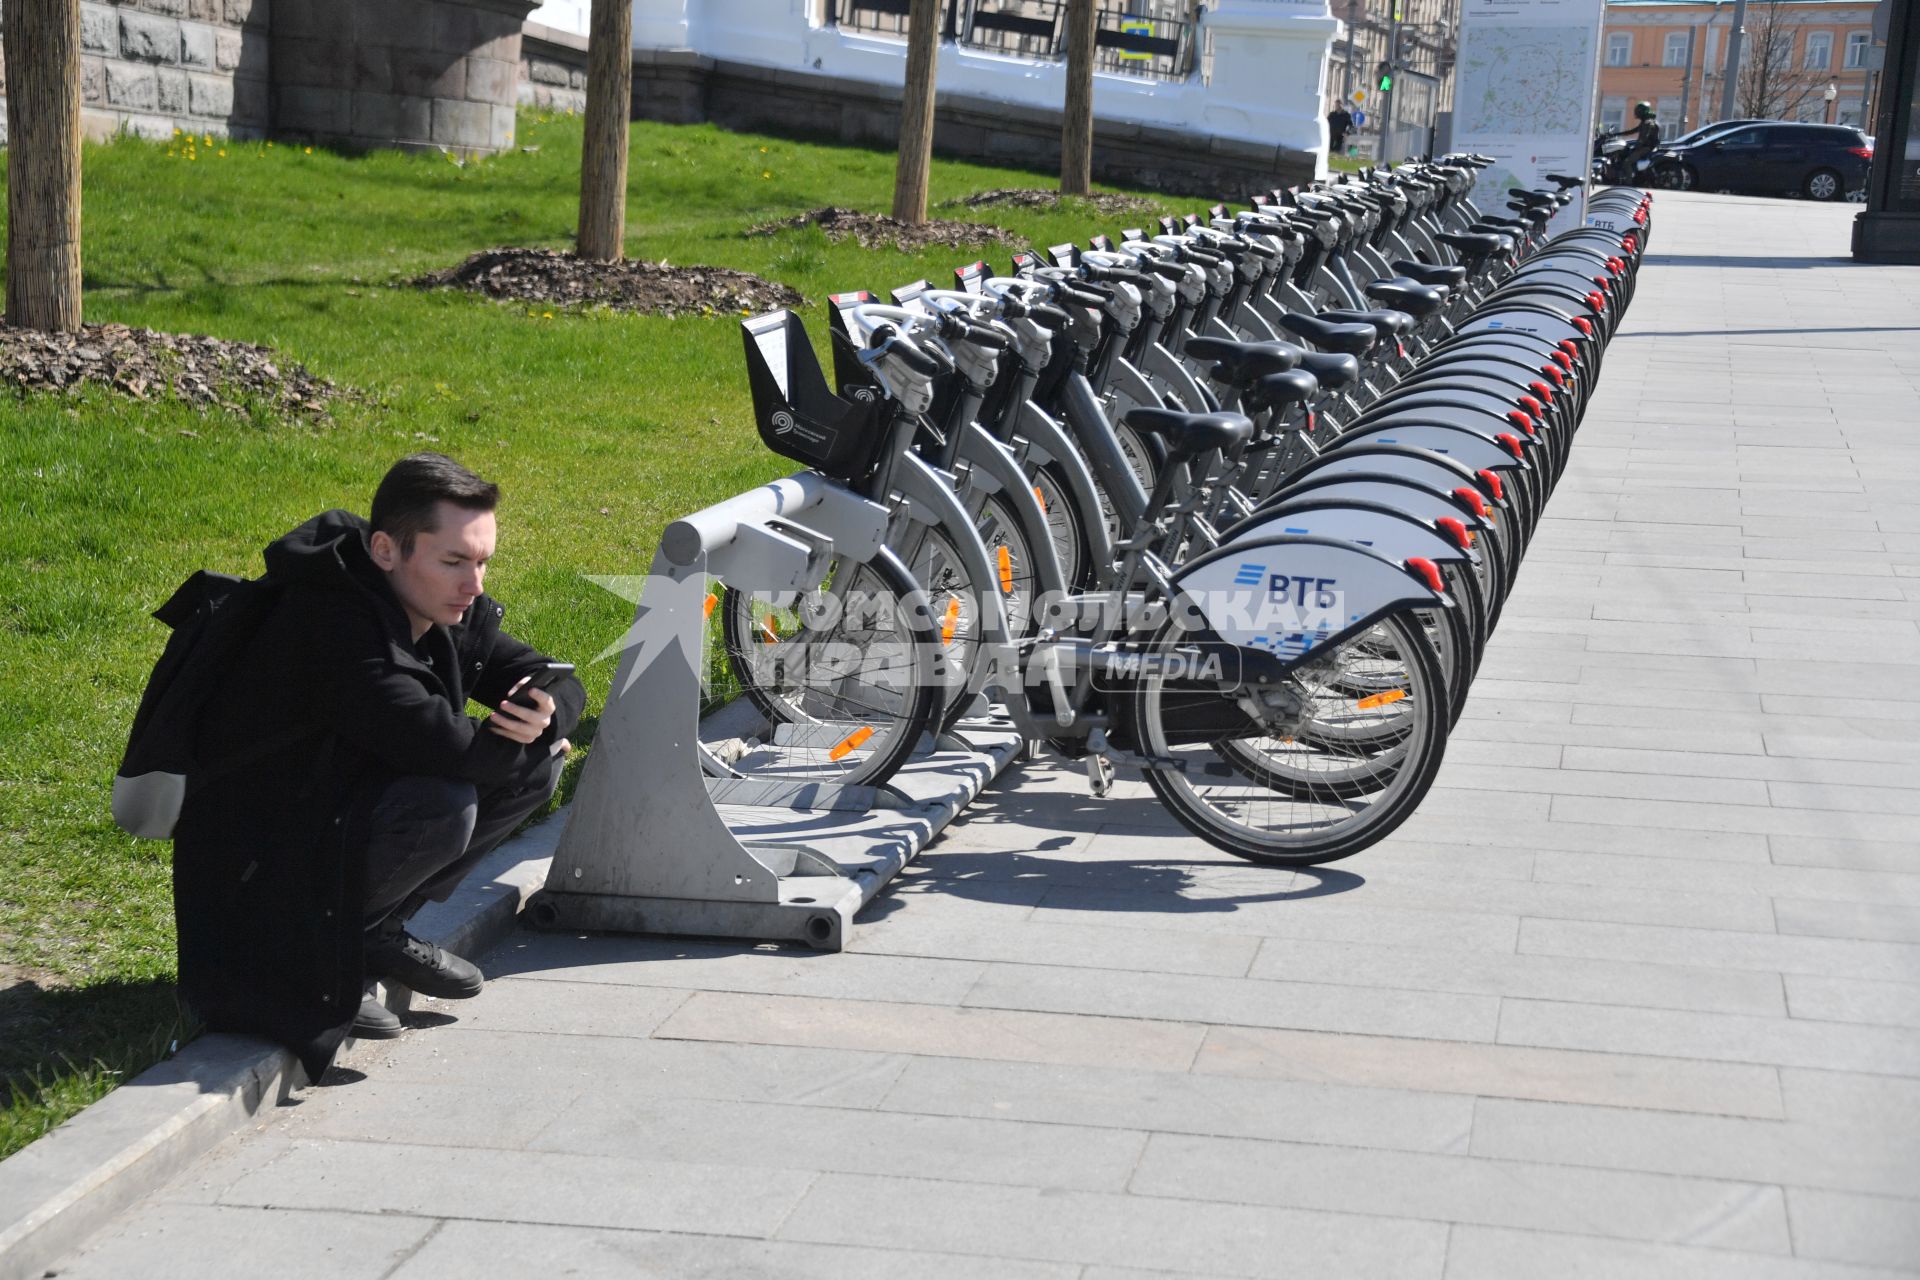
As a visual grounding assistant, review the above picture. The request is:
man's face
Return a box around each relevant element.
[371,502,497,636]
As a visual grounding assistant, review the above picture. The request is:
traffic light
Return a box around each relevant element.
[1376,60,1393,92]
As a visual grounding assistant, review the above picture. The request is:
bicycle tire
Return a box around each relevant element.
[1130,610,1450,866]
[717,544,941,787]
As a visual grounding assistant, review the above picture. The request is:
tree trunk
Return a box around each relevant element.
[4,0,84,332]
[577,0,634,262]
[1060,0,1095,196]
[891,0,940,224]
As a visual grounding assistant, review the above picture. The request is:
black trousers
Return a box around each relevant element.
[359,756,563,930]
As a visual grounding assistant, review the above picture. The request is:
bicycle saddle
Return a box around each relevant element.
[1248,368,1320,414]
[1390,260,1468,288]
[1121,407,1253,458]
[1298,350,1361,390]
[1321,307,1415,340]
[1183,336,1303,385]
[1436,231,1510,260]
[1366,280,1448,319]
[1279,313,1378,357]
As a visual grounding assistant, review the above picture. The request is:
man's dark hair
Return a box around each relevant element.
[370,453,500,558]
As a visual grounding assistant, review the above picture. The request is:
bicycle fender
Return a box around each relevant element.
[1254,474,1496,541]
[1169,533,1449,669]
[1334,424,1532,476]
[1222,499,1478,569]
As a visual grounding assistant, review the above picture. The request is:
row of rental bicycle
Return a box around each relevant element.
[696,159,1653,867]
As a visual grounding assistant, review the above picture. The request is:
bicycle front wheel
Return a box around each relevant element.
[717,545,941,788]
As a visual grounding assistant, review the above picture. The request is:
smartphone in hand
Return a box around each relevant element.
[507,662,575,709]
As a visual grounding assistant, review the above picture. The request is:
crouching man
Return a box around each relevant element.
[173,452,584,1080]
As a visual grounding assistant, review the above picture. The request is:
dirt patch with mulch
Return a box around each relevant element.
[414,247,804,317]
[945,187,1163,218]
[0,321,349,420]
[746,206,1018,252]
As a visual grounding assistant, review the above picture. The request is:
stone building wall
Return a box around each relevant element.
[518,19,586,113]
[632,52,1317,198]
[269,0,538,153]
[0,0,270,147]
[0,0,540,153]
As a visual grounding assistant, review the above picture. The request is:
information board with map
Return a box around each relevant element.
[1450,0,1605,236]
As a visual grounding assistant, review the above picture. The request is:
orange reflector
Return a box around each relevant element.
[1356,689,1408,710]
[703,592,717,620]
[941,597,961,645]
[760,616,779,643]
[1033,485,1047,510]
[997,545,1014,594]
[829,725,875,761]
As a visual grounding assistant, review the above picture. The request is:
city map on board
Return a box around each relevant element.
[1455,27,1595,137]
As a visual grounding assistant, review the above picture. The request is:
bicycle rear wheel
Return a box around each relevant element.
[1130,610,1449,866]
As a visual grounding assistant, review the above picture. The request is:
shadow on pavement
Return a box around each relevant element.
[863,846,1364,922]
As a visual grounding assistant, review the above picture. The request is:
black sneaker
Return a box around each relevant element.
[365,917,484,999]
[352,996,403,1039]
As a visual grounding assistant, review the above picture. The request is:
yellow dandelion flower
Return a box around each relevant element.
[759,146,768,153]
[203,134,212,146]
[304,146,313,154]
[173,128,183,137]
[762,170,771,179]
[542,311,554,319]
[267,141,274,147]
[218,148,226,157]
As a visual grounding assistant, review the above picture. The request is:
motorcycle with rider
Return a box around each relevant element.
[1593,102,1662,185]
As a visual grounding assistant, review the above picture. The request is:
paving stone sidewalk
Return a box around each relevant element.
[43,192,1920,1278]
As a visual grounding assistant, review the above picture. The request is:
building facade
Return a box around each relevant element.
[1598,0,1881,136]
[1327,0,1461,157]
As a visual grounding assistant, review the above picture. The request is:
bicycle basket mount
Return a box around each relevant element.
[742,310,888,482]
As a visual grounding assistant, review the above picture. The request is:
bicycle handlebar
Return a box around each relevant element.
[866,322,941,374]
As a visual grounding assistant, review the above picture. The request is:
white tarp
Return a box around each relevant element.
[1450,0,1605,236]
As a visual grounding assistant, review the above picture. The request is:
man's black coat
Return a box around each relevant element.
[172,510,584,1080]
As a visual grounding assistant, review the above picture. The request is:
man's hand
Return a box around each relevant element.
[487,677,555,745]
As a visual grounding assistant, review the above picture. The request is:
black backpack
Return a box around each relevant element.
[112,570,302,838]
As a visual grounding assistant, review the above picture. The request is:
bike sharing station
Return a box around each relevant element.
[527,157,1648,953]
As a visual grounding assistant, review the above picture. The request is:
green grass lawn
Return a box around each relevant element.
[0,111,1189,1160]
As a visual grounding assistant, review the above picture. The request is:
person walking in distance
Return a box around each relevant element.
[1327,103,1355,156]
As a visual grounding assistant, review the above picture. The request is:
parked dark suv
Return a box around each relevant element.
[1652,123,1872,201]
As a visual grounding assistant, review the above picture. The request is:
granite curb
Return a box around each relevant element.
[0,808,568,1280]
